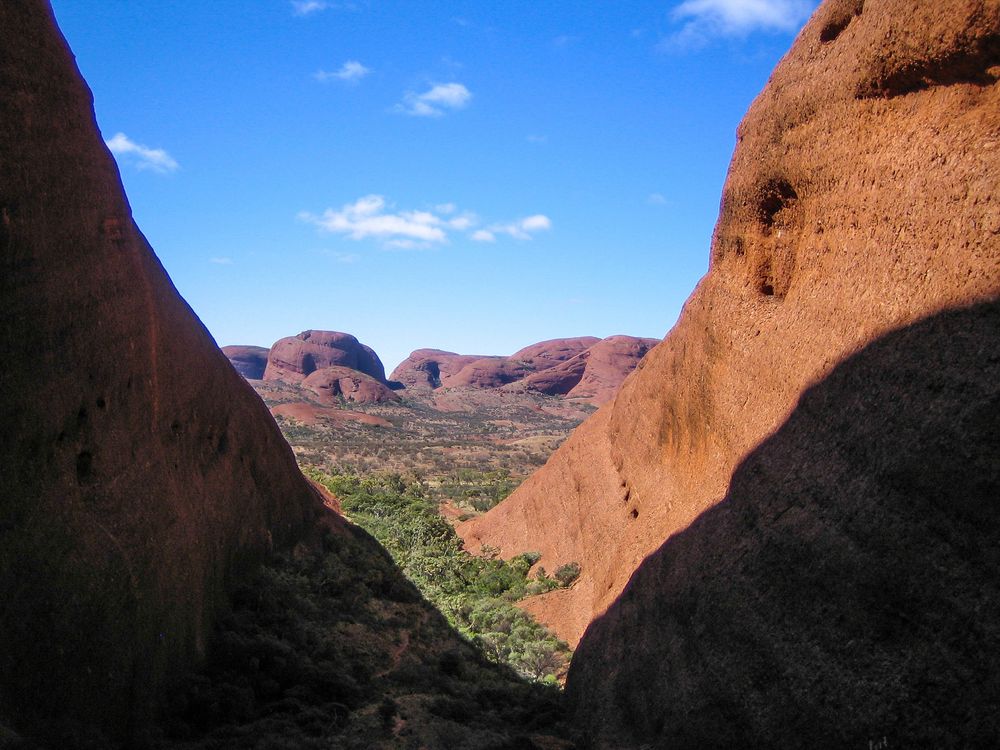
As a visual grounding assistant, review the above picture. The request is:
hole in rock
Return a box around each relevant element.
[819,0,863,43]
[76,451,93,484]
[756,179,798,232]
[630,508,639,520]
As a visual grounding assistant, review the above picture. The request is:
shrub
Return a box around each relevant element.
[553,562,581,588]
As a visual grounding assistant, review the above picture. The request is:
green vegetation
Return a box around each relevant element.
[437,468,519,512]
[161,522,569,749]
[308,470,572,684]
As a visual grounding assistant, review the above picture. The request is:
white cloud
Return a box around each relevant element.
[209,257,233,265]
[647,192,669,205]
[526,134,548,144]
[315,60,370,83]
[300,195,447,247]
[292,0,329,15]
[105,132,179,173]
[301,196,548,248]
[665,0,815,46]
[395,82,471,117]
[472,214,552,242]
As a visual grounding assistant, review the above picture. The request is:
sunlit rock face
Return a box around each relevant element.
[460,3,1000,742]
[0,1,321,743]
[263,330,388,386]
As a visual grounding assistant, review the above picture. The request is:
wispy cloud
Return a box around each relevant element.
[469,215,552,243]
[105,132,179,173]
[526,134,548,144]
[291,0,329,16]
[314,60,370,83]
[647,192,669,205]
[664,0,815,48]
[300,195,548,248]
[395,82,471,117]
[209,257,233,265]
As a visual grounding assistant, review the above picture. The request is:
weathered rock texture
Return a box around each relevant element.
[302,365,401,404]
[0,2,321,743]
[263,330,387,386]
[221,345,269,379]
[459,0,1000,689]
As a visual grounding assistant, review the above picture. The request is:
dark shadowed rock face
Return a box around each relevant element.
[301,365,401,404]
[263,330,387,385]
[0,1,320,743]
[458,0,1000,691]
[221,345,269,379]
[568,302,1000,748]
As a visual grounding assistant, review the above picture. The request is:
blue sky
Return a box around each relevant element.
[49,0,817,371]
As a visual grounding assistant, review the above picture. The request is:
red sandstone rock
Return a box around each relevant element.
[222,344,270,380]
[388,349,485,389]
[264,330,387,385]
[0,2,324,742]
[301,365,401,404]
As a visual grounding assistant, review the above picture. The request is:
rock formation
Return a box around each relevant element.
[389,348,486,389]
[460,0,1000,744]
[390,336,656,404]
[0,2,321,743]
[263,330,387,386]
[441,356,535,389]
[221,344,269,379]
[514,335,659,405]
[507,337,600,370]
[301,365,401,404]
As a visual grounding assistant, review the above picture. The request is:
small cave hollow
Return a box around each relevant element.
[630,508,639,520]
[756,179,798,234]
[76,450,93,485]
[819,0,864,43]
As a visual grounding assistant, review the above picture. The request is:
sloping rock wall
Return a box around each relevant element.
[0,2,320,742]
[458,0,1000,653]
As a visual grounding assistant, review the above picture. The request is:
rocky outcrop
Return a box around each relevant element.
[459,0,1000,724]
[263,330,387,385]
[514,335,659,405]
[302,365,401,404]
[0,2,320,743]
[391,336,654,404]
[389,349,487,389]
[221,345,269,379]
[507,337,599,371]
[441,356,534,389]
